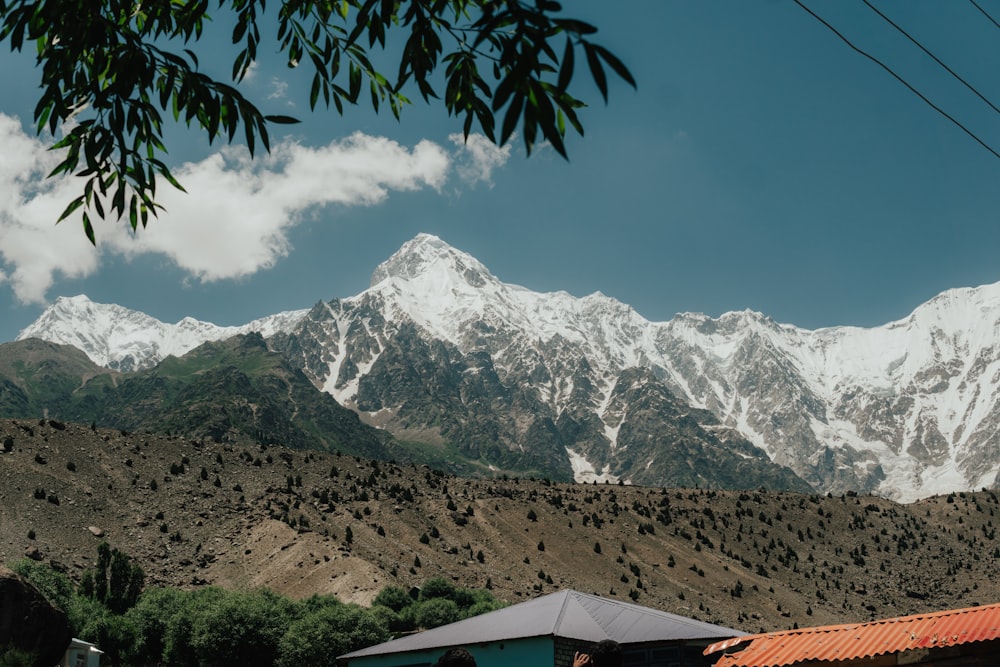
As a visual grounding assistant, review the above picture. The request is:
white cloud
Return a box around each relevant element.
[268,77,289,100]
[0,114,100,304]
[0,115,496,303]
[108,133,451,281]
[449,132,512,186]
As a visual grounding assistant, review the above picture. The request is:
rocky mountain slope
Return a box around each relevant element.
[0,336,395,462]
[16,234,1000,500]
[0,335,806,491]
[2,418,998,635]
[4,334,807,495]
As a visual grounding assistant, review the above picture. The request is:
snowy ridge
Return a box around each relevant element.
[342,236,1000,500]
[16,295,308,371]
[16,234,1000,500]
[365,234,654,370]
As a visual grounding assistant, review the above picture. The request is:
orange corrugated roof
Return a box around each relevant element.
[704,602,1000,667]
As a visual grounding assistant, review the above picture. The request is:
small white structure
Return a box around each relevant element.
[60,638,102,667]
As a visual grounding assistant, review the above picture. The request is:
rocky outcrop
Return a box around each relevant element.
[0,565,72,666]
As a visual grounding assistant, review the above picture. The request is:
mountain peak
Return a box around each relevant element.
[369,234,494,288]
[42,294,123,319]
[54,294,94,307]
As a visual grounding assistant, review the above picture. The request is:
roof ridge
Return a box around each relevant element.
[552,589,578,635]
[572,589,742,632]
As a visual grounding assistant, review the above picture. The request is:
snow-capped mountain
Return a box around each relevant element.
[16,294,308,371]
[16,234,1000,500]
[654,292,1000,502]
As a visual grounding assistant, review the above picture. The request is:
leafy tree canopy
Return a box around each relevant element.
[277,602,390,667]
[4,564,504,666]
[78,541,145,615]
[372,584,413,612]
[419,575,458,601]
[9,557,76,611]
[0,0,635,243]
[414,596,461,628]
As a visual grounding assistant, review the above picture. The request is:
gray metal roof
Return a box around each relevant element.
[341,590,745,660]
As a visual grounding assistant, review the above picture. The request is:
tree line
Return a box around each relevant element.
[4,544,504,667]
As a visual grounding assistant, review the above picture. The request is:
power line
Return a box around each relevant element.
[969,0,1000,32]
[862,0,1000,117]
[791,0,1000,161]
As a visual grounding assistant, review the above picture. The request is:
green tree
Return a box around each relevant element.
[124,587,195,666]
[419,576,457,601]
[367,603,405,633]
[414,597,461,628]
[0,0,634,243]
[68,597,138,667]
[0,648,37,667]
[8,558,76,612]
[10,557,140,666]
[276,601,389,667]
[160,587,231,667]
[79,542,145,614]
[185,589,294,667]
[395,602,419,632]
[372,585,412,612]
[461,588,504,617]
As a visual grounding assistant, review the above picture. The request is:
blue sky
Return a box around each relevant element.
[2,1,1000,343]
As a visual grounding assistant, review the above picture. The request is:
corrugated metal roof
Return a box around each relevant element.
[704,602,1000,667]
[341,590,745,660]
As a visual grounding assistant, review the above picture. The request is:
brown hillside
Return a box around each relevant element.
[1,418,998,633]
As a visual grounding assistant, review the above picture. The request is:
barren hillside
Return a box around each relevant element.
[2,418,997,633]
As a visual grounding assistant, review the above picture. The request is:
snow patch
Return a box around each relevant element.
[566,447,620,484]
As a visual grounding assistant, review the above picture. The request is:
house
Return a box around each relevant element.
[703,601,1000,667]
[60,638,102,667]
[341,589,745,667]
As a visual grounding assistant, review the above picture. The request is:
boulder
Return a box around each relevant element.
[0,565,72,666]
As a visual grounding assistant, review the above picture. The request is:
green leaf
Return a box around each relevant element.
[20,0,633,240]
[553,18,598,35]
[245,118,256,156]
[500,93,524,146]
[583,42,608,102]
[593,44,636,89]
[233,17,248,44]
[232,51,247,82]
[56,196,85,223]
[492,71,518,112]
[47,156,75,179]
[35,102,52,135]
[129,195,138,232]
[82,211,96,246]
[310,74,321,109]
[91,193,108,224]
[257,116,271,153]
